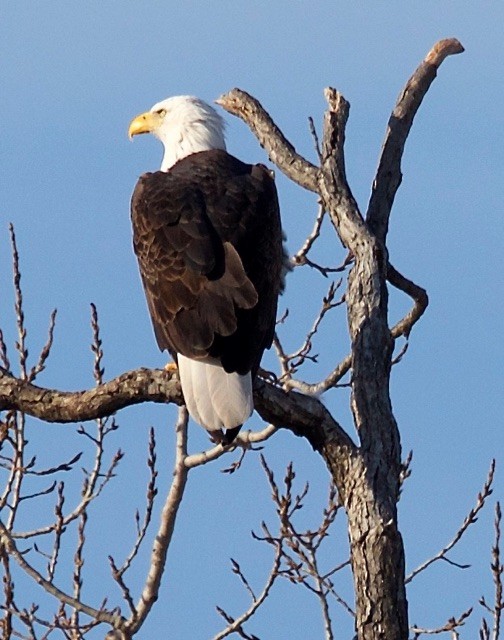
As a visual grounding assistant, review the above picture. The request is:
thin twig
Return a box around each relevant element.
[410,606,473,636]
[399,450,413,494]
[492,502,503,640]
[1,549,15,639]
[26,452,83,477]
[257,457,352,635]
[275,280,344,386]
[0,518,123,627]
[0,328,11,372]
[230,559,257,602]
[406,460,495,584]
[479,501,503,640]
[291,204,351,277]
[70,509,88,632]
[308,116,322,162]
[291,204,326,268]
[10,224,28,381]
[28,310,57,383]
[184,424,277,470]
[90,303,104,386]
[47,482,65,582]
[109,555,137,618]
[213,541,282,640]
[125,407,190,636]
[114,427,158,578]
[13,446,123,540]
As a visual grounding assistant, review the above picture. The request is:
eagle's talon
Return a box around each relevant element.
[257,367,278,383]
[209,427,241,447]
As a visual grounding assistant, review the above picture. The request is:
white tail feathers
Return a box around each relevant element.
[177,355,253,432]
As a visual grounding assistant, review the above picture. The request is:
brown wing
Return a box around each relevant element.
[131,149,284,375]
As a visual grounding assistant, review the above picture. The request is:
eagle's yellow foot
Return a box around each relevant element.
[164,362,178,374]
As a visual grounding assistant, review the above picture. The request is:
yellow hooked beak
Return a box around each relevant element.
[128,111,163,140]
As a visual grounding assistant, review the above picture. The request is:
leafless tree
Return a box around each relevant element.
[0,38,500,640]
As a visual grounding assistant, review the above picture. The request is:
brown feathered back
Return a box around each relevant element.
[131,149,284,376]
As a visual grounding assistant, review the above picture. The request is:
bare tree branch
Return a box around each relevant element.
[13,439,123,541]
[366,38,464,243]
[216,89,319,193]
[114,427,158,578]
[387,263,429,339]
[406,460,496,584]
[274,279,345,387]
[184,423,277,470]
[479,501,503,640]
[0,327,11,372]
[125,407,190,636]
[28,309,57,383]
[213,542,282,640]
[291,203,350,276]
[314,76,406,639]
[47,482,65,582]
[0,366,182,422]
[255,458,352,639]
[10,224,28,381]
[0,518,124,628]
[410,606,473,637]
[0,367,355,456]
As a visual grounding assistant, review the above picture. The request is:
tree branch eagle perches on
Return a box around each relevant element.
[0,38,464,640]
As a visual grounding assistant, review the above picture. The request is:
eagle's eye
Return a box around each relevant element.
[155,108,167,117]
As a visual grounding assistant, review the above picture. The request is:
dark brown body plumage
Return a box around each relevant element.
[131,149,284,377]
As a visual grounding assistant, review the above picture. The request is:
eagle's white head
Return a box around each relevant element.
[128,95,226,171]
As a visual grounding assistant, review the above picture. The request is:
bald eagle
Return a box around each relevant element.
[128,96,284,444]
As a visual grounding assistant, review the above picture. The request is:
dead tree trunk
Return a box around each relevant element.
[218,38,463,640]
[319,90,407,639]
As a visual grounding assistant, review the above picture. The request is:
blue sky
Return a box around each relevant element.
[0,2,503,638]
